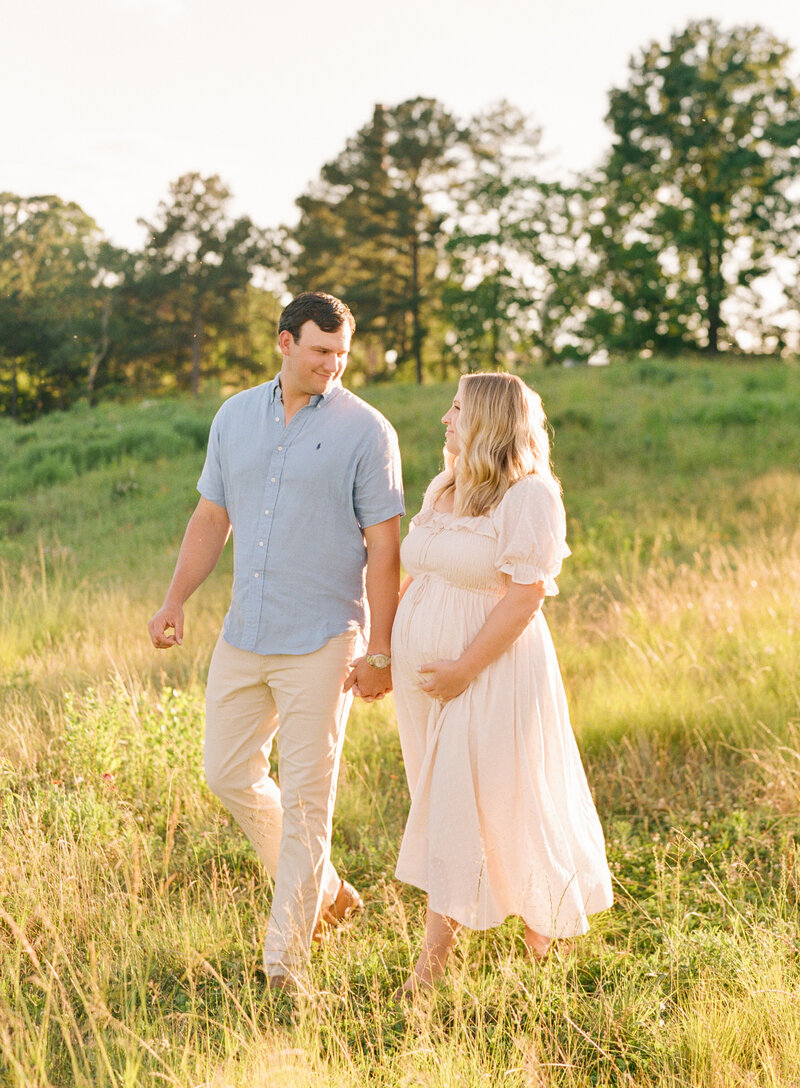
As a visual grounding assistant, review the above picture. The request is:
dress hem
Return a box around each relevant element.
[395,867,609,939]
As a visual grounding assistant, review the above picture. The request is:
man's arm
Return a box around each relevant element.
[148,496,231,649]
[344,515,401,699]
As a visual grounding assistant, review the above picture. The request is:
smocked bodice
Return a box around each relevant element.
[400,508,507,596]
[400,474,571,599]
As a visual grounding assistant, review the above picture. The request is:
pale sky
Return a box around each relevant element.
[3,0,799,250]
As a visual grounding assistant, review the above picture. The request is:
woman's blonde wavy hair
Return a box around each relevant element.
[433,372,560,517]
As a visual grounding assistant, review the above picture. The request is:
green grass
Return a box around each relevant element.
[1,356,800,1086]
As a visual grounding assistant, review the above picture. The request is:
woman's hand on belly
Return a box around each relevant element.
[417,659,474,703]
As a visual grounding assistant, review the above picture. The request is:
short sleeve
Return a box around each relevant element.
[196,408,227,507]
[352,420,405,528]
[492,476,570,595]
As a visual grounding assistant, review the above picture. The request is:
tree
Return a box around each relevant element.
[0,193,119,417]
[207,284,283,389]
[288,106,399,379]
[442,101,551,371]
[136,174,267,394]
[288,99,461,383]
[603,20,800,354]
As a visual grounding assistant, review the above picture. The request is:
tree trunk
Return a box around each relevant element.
[701,230,722,355]
[191,306,203,396]
[9,358,18,418]
[364,339,380,379]
[410,231,422,384]
[87,295,112,406]
[707,296,721,355]
[490,278,501,368]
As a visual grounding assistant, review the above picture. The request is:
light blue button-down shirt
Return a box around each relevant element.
[197,377,404,655]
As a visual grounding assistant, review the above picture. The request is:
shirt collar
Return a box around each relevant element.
[269,376,342,409]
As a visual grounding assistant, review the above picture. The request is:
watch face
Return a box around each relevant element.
[367,653,391,669]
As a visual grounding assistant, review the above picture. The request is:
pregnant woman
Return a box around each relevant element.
[391,372,613,995]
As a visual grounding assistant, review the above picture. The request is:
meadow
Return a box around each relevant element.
[1,357,799,1087]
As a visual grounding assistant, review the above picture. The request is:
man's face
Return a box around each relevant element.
[278,320,351,400]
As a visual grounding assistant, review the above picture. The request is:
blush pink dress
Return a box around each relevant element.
[391,472,613,936]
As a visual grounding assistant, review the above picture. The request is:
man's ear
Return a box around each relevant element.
[278,329,294,355]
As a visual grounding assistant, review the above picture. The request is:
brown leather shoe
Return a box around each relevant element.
[267,971,313,999]
[268,972,295,996]
[312,880,364,943]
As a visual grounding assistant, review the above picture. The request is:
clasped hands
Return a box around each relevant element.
[344,656,472,704]
[343,656,392,703]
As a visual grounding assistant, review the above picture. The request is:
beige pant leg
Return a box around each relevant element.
[205,635,283,875]
[260,630,359,977]
[204,631,358,978]
[204,636,349,924]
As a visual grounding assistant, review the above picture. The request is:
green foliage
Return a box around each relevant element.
[441,102,548,370]
[0,398,214,501]
[288,99,462,384]
[62,684,205,802]
[0,193,123,418]
[5,19,800,421]
[599,20,800,355]
[133,173,272,395]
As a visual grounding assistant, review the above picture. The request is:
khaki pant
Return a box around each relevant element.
[204,630,360,978]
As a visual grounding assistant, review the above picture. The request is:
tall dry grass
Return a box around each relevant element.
[2,361,799,1085]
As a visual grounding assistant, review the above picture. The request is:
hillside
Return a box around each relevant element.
[1,358,799,1087]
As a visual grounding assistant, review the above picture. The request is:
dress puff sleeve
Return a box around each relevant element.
[492,476,571,595]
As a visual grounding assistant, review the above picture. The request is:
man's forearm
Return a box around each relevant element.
[150,499,231,648]
[164,505,231,607]
[342,517,400,697]
[364,545,400,652]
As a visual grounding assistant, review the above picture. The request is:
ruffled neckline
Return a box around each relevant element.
[410,504,497,540]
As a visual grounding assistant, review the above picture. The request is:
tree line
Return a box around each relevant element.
[2,19,799,419]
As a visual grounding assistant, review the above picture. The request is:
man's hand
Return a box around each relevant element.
[343,655,392,702]
[147,497,231,651]
[148,602,185,649]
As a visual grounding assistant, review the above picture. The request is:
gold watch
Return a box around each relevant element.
[365,653,391,669]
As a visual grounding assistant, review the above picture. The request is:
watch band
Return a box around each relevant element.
[365,652,391,669]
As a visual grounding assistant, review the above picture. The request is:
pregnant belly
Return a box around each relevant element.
[392,576,494,666]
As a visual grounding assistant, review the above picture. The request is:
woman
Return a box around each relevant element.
[391,373,613,995]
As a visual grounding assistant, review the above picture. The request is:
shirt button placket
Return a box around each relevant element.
[258,441,284,579]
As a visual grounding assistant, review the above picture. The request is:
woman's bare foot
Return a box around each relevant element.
[392,973,433,1003]
[397,906,460,996]
[524,926,551,960]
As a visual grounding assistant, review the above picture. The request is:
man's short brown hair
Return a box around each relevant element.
[278,292,356,341]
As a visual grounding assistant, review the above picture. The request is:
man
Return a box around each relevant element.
[148,291,403,993]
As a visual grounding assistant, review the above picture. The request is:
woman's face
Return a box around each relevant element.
[442,383,464,455]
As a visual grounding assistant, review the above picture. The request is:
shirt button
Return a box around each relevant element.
[270,477,276,483]
[274,417,280,422]
[254,573,260,579]
[277,445,283,451]
[259,541,264,547]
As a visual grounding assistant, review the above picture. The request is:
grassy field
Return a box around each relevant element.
[1,357,799,1087]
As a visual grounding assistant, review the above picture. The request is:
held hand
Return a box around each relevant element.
[418,659,472,703]
[148,603,184,649]
[343,662,360,696]
[343,655,392,702]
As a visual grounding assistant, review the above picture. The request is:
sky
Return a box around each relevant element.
[4,0,800,251]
